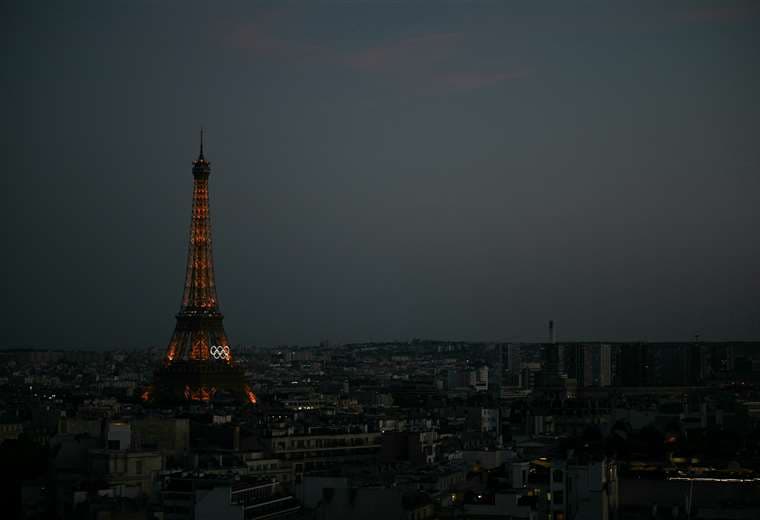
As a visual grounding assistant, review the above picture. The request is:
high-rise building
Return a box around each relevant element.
[539,321,563,390]
[651,343,704,386]
[599,344,612,387]
[146,132,256,404]
[496,343,522,386]
[562,344,612,387]
[565,344,594,387]
[615,344,653,386]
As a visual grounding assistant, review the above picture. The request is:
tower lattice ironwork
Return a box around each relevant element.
[147,131,256,404]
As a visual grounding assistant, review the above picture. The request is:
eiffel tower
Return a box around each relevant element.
[146,131,256,404]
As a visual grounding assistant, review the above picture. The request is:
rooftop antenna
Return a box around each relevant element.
[549,320,555,344]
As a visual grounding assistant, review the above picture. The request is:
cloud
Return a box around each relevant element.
[345,32,464,72]
[343,32,526,93]
[437,71,526,91]
[345,32,524,93]
[224,18,525,93]
[226,22,331,62]
[680,6,756,23]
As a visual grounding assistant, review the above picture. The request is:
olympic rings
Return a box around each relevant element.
[210,345,230,360]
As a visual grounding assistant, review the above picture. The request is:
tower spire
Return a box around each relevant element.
[199,127,205,160]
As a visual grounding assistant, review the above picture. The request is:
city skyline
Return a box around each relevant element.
[4,3,760,519]
[4,1,760,348]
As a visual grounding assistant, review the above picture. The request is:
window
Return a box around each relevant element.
[553,469,563,483]
[135,460,143,475]
[553,491,564,505]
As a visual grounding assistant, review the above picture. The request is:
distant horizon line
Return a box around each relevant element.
[2,338,759,352]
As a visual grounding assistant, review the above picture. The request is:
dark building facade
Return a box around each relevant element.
[615,344,654,386]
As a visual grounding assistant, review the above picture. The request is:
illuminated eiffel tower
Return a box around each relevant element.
[146,131,256,404]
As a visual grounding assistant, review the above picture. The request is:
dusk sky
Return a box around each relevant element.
[3,1,759,349]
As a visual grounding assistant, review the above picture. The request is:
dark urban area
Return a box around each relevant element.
[3,337,760,519]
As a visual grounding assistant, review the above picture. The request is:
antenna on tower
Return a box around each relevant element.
[549,320,555,344]
[199,127,205,160]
